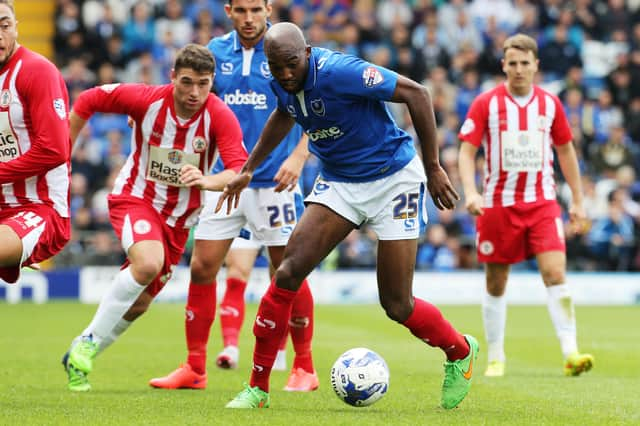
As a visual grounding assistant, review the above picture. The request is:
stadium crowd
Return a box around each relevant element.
[52,0,640,271]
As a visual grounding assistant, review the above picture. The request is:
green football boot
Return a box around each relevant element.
[225,383,270,408]
[441,334,479,409]
[62,351,91,392]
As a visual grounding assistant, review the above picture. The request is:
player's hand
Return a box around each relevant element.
[568,201,587,234]
[273,154,304,192]
[465,193,484,216]
[215,171,252,214]
[426,165,460,210]
[179,164,205,189]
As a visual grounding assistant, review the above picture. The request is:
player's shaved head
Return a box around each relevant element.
[264,22,306,58]
[264,23,310,93]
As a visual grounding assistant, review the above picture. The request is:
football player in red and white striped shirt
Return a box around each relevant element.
[0,0,71,285]
[62,44,248,392]
[458,33,593,378]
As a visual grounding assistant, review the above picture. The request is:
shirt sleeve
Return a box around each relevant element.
[550,95,573,146]
[0,60,70,184]
[72,83,157,123]
[329,54,398,101]
[209,98,248,172]
[458,95,488,147]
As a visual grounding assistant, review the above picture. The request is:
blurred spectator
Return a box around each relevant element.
[62,57,96,93]
[441,8,482,57]
[590,126,636,178]
[416,224,457,271]
[376,0,412,33]
[539,25,582,81]
[121,0,156,60]
[155,0,193,47]
[597,0,631,38]
[591,89,624,143]
[338,229,377,269]
[477,30,507,79]
[573,0,599,39]
[588,188,636,270]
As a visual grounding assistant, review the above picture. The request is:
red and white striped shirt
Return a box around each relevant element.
[458,84,572,208]
[0,46,71,217]
[73,83,247,228]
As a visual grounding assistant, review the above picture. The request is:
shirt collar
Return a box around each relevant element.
[302,48,318,92]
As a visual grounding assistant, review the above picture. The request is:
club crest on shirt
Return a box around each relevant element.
[362,66,384,88]
[167,150,183,164]
[53,98,66,120]
[310,98,325,116]
[192,136,207,153]
[221,62,234,75]
[260,61,271,78]
[0,90,11,107]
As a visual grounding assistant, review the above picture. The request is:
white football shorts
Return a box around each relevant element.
[195,186,304,246]
[305,155,428,240]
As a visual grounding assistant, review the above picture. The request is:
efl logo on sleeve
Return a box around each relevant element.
[362,66,384,88]
[53,99,66,120]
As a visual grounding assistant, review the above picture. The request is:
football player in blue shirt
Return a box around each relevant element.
[149,1,318,392]
[221,22,478,410]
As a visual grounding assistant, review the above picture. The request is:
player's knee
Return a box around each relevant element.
[380,297,412,323]
[130,258,164,284]
[190,254,219,283]
[226,264,252,282]
[541,268,565,286]
[486,280,507,296]
[274,260,304,291]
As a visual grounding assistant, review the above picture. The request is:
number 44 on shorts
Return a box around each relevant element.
[12,211,44,229]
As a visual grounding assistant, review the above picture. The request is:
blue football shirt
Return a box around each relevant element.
[271,47,417,182]
[207,30,304,188]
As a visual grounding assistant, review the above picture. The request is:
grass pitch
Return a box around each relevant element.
[0,302,638,425]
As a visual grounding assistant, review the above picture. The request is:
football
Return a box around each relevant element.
[330,347,389,407]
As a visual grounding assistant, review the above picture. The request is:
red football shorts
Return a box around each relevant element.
[0,204,70,283]
[476,201,565,264]
[108,195,189,297]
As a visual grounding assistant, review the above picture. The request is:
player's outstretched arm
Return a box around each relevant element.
[555,142,586,232]
[391,75,459,210]
[245,108,296,175]
[216,108,296,213]
[458,141,484,216]
[179,164,237,191]
[273,133,309,192]
[69,111,88,149]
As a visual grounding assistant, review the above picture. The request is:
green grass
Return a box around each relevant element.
[0,303,638,425]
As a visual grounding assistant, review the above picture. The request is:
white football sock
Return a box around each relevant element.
[546,283,578,358]
[81,267,145,348]
[483,292,507,362]
[97,318,133,355]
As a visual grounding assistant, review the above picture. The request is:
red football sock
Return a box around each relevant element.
[219,277,247,347]
[278,324,289,350]
[402,297,469,361]
[185,282,217,375]
[290,279,314,373]
[250,281,297,392]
